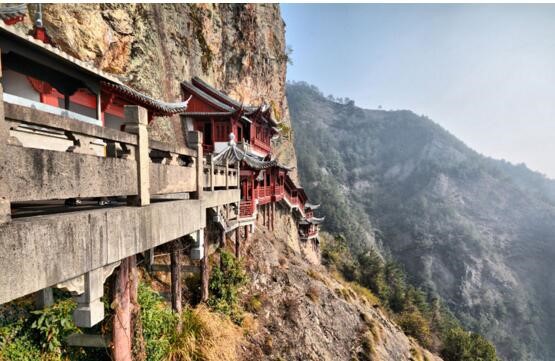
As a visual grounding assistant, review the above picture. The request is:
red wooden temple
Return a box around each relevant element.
[1,19,189,135]
[181,78,323,243]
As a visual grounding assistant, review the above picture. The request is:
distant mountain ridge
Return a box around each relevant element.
[287,81,555,361]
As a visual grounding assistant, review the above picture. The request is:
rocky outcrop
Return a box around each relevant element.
[240,214,442,361]
[16,3,297,176]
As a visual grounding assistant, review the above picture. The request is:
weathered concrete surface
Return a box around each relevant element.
[150,163,196,195]
[124,106,150,206]
[202,189,240,209]
[5,102,138,145]
[3,144,138,201]
[0,199,203,304]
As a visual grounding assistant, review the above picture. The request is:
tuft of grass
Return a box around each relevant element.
[306,286,320,303]
[306,269,324,282]
[359,330,377,361]
[245,294,263,314]
[410,345,424,361]
[349,282,380,307]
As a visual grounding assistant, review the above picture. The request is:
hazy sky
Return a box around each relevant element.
[282,4,555,178]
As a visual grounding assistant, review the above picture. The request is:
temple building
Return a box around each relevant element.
[181,77,323,245]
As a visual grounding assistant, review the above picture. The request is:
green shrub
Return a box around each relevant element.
[30,299,79,355]
[0,334,41,361]
[208,252,248,322]
[441,327,498,361]
[396,310,432,348]
[138,282,179,361]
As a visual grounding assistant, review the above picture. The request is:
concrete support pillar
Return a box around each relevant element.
[73,268,104,328]
[0,48,10,225]
[35,288,54,309]
[187,131,203,200]
[200,230,209,303]
[145,248,155,272]
[170,239,182,319]
[124,106,150,206]
[190,228,204,260]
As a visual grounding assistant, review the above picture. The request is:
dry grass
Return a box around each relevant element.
[306,285,320,303]
[306,268,325,282]
[167,305,244,361]
[360,330,378,361]
[410,345,424,361]
[240,313,259,335]
[361,313,382,344]
[349,282,380,307]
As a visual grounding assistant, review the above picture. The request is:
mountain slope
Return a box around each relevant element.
[287,81,555,361]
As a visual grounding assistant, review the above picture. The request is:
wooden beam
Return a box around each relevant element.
[235,227,240,258]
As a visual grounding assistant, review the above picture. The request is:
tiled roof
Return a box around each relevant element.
[0,4,26,20]
[181,80,235,112]
[0,23,189,116]
[212,138,277,170]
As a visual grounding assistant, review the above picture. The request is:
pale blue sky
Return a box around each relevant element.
[282,4,555,178]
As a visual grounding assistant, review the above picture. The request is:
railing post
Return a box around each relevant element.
[209,154,215,192]
[0,48,11,224]
[186,131,203,200]
[225,159,229,190]
[124,106,150,206]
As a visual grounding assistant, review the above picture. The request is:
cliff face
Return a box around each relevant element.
[239,216,442,361]
[18,3,296,173]
[10,5,443,360]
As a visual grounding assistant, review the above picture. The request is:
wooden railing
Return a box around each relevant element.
[239,200,255,218]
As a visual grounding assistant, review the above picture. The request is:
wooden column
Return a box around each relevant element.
[170,239,182,330]
[235,227,240,258]
[263,204,266,226]
[200,229,209,302]
[272,202,276,231]
[0,48,10,224]
[245,225,251,243]
[219,229,226,269]
[124,106,150,206]
[113,256,137,361]
[129,256,145,361]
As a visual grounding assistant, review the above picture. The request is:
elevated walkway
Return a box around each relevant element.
[0,98,240,325]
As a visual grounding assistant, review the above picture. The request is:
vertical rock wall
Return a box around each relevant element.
[15,4,297,175]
